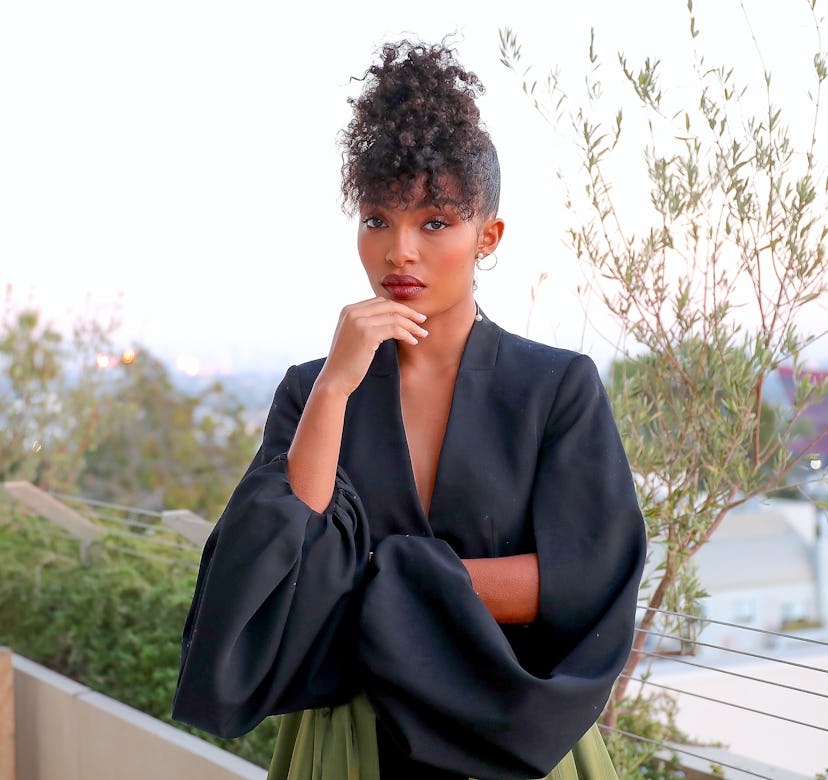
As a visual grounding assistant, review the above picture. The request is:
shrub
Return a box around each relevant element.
[0,509,276,768]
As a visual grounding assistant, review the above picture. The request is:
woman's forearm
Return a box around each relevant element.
[287,298,429,513]
[286,376,349,513]
[462,553,540,624]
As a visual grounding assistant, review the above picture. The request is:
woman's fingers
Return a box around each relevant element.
[343,296,427,324]
[359,312,429,343]
[340,301,429,347]
[319,298,428,396]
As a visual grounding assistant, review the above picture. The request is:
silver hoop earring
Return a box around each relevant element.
[475,252,498,272]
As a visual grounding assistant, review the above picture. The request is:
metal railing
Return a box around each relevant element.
[617,604,828,777]
[3,481,209,562]
[3,482,827,779]
[598,725,775,780]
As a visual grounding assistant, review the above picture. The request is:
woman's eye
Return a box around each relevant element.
[362,216,385,229]
[424,220,448,231]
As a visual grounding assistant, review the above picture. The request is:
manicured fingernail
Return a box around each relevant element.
[417,312,427,320]
[419,328,429,337]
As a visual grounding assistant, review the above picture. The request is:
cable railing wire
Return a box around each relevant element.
[44,491,205,554]
[621,674,828,733]
[83,510,172,533]
[80,509,200,543]
[96,525,201,554]
[597,725,774,780]
[50,491,164,518]
[634,647,828,699]
[14,522,76,542]
[635,627,828,674]
[636,604,828,648]
[103,544,198,566]
[7,504,201,560]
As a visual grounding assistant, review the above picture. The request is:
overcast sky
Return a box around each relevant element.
[2,0,825,374]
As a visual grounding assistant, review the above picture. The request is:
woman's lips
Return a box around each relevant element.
[381,274,426,300]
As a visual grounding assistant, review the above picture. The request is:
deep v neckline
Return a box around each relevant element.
[365,312,501,531]
[390,319,484,525]
[395,362,460,523]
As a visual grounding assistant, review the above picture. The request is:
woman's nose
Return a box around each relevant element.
[386,228,418,267]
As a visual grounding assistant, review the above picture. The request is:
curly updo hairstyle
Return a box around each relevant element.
[340,40,500,220]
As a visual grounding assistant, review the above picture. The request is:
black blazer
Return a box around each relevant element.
[171,314,646,780]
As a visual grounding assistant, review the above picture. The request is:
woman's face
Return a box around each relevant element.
[357,179,502,320]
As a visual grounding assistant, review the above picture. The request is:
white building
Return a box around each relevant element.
[695,499,826,651]
[641,498,828,775]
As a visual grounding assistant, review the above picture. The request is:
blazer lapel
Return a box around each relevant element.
[342,340,431,542]
[427,314,500,549]
[342,314,501,547]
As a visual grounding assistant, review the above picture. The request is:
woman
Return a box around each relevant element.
[172,41,645,780]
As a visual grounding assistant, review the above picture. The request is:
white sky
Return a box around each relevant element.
[1,0,825,374]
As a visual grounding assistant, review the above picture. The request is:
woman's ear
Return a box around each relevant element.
[477,217,505,257]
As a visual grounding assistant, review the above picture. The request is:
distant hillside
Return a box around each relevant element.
[169,368,287,413]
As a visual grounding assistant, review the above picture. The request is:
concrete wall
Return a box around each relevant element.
[13,651,804,779]
[12,654,266,780]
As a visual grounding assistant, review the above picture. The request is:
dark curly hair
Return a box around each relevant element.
[340,40,500,220]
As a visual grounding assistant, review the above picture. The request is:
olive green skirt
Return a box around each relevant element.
[267,694,617,780]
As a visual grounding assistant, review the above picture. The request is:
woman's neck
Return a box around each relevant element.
[396,297,476,372]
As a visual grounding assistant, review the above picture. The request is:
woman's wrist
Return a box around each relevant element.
[312,370,354,402]
[286,373,350,513]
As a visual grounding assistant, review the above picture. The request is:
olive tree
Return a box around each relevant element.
[500,0,828,750]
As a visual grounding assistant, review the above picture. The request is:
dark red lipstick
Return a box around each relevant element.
[381,274,426,300]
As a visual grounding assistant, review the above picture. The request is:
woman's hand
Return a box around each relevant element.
[287,297,427,512]
[317,297,428,398]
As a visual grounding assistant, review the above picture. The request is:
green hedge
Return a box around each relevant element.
[0,511,276,768]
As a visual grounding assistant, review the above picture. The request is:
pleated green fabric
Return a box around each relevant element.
[267,694,380,780]
[267,696,616,780]
[543,723,618,780]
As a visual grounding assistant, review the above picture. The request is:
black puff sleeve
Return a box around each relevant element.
[171,367,372,737]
